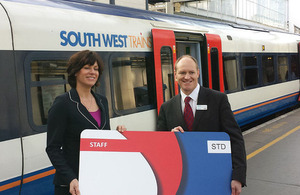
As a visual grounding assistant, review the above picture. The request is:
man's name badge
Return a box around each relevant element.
[197,105,208,110]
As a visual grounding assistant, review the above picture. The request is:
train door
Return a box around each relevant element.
[152,30,224,113]
[152,29,178,113]
[175,33,204,86]
[0,5,24,194]
[175,32,224,92]
[205,33,225,92]
[298,42,300,102]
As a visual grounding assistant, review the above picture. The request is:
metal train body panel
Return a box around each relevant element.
[228,80,299,126]
[0,0,299,194]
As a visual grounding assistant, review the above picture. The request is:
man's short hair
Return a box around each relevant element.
[174,55,199,72]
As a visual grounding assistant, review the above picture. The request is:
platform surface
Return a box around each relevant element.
[242,108,300,195]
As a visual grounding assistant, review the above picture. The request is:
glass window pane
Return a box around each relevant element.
[161,47,175,102]
[291,55,299,79]
[30,60,69,126]
[31,83,66,125]
[211,48,220,91]
[31,60,68,81]
[242,56,258,87]
[112,56,151,111]
[243,56,257,66]
[262,56,275,84]
[278,56,288,82]
[243,68,258,87]
[224,57,238,91]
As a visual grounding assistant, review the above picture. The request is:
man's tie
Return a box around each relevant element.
[184,96,194,131]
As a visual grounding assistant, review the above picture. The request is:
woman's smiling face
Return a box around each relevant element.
[76,62,99,89]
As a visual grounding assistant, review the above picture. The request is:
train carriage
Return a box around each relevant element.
[0,0,299,193]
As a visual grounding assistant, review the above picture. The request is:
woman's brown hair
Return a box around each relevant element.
[67,50,104,88]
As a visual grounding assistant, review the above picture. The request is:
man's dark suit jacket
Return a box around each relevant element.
[157,86,246,186]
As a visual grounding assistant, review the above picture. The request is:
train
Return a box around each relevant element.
[0,0,299,194]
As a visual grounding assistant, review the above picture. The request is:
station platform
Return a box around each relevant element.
[242,108,300,195]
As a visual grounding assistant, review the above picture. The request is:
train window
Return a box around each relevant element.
[30,60,69,126]
[160,46,175,102]
[211,47,220,91]
[291,55,299,79]
[223,57,238,92]
[262,56,275,85]
[278,56,288,82]
[111,55,154,112]
[242,56,258,88]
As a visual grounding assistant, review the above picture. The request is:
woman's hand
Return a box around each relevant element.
[116,125,127,132]
[69,179,80,195]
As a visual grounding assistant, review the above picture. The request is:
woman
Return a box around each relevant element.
[46,50,126,195]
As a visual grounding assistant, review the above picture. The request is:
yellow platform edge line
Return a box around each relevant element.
[247,125,300,160]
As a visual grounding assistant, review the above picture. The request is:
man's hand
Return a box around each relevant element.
[231,180,242,195]
[171,126,185,133]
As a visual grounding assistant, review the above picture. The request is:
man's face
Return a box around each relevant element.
[175,57,200,95]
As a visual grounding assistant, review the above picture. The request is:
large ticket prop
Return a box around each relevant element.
[79,130,232,195]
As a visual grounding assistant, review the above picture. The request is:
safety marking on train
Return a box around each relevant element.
[247,125,300,160]
[233,92,299,115]
[0,169,55,192]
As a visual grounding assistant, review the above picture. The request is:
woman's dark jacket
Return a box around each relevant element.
[46,88,111,186]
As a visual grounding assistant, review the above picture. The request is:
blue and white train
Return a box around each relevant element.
[0,0,299,194]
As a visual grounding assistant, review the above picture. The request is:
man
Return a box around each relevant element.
[157,55,246,195]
